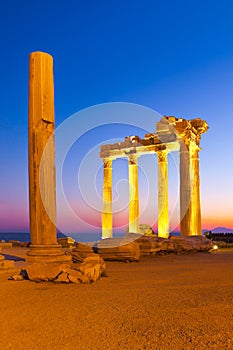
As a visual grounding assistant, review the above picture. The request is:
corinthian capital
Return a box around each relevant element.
[157,150,168,162]
[128,154,138,165]
[103,159,112,168]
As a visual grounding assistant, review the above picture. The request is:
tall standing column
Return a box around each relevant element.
[190,145,202,235]
[102,159,113,239]
[128,154,139,233]
[180,142,191,236]
[27,51,70,264]
[157,150,169,238]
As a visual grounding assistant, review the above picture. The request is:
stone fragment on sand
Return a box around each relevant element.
[72,243,95,262]
[95,238,140,262]
[54,271,70,283]
[77,255,106,282]
[135,235,213,255]
[21,253,106,284]
[171,236,213,252]
[57,237,75,248]
[9,240,20,246]
[8,275,25,281]
[64,268,83,283]
[0,242,13,248]
[0,260,15,270]
[136,236,163,256]
[26,263,63,282]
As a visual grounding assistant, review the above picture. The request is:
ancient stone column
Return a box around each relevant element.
[179,142,191,236]
[157,150,169,238]
[102,159,113,239]
[128,154,139,233]
[190,145,202,235]
[27,51,70,264]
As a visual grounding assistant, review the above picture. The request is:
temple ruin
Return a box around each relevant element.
[100,117,208,238]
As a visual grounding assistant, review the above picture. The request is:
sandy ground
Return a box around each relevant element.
[0,248,233,350]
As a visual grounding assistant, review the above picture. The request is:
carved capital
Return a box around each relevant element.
[190,118,209,135]
[157,150,168,163]
[103,159,112,168]
[128,154,138,165]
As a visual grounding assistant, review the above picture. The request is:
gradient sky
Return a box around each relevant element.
[0,0,233,234]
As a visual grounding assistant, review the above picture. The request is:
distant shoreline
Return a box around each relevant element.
[0,231,181,243]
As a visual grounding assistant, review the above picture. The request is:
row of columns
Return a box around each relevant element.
[102,144,202,238]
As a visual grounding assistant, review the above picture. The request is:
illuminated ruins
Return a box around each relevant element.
[100,116,208,238]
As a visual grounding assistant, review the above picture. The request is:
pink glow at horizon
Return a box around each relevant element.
[1,198,232,233]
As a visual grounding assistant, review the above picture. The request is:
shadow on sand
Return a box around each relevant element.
[2,253,25,262]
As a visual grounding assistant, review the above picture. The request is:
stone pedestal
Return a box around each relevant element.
[27,51,71,265]
[26,245,71,264]
[157,150,169,238]
[128,154,139,233]
[102,159,113,239]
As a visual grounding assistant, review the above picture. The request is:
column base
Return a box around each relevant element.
[158,232,170,239]
[102,229,113,239]
[26,244,72,265]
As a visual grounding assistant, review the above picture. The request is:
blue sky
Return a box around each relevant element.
[0,0,233,233]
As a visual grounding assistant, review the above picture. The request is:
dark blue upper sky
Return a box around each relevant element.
[0,0,233,232]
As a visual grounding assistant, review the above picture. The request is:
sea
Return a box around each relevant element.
[0,231,180,243]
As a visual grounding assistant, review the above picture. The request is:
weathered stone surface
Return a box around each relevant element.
[78,255,106,282]
[72,243,95,263]
[8,275,25,281]
[78,263,96,282]
[18,253,106,284]
[135,235,213,255]
[57,237,75,248]
[54,271,70,283]
[65,269,83,284]
[138,224,156,236]
[96,238,140,262]
[0,260,15,270]
[0,242,12,248]
[170,236,213,252]
[9,240,21,246]
[26,263,63,282]
[19,242,30,248]
[136,236,163,256]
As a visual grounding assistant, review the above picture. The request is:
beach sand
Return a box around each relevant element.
[0,248,233,350]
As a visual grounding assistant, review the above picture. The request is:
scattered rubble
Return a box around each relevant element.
[136,235,213,256]
[9,255,106,284]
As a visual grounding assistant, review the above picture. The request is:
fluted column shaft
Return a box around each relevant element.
[128,154,139,233]
[102,159,113,238]
[157,150,169,238]
[28,52,57,246]
[190,146,202,235]
[180,143,191,236]
[27,52,71,264]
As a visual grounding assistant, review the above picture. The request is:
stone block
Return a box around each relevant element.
[54,271,70,283]
[72,243,95,262]
[26,263,63,282]
[0,260,15,270]
[0,242,13,248]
